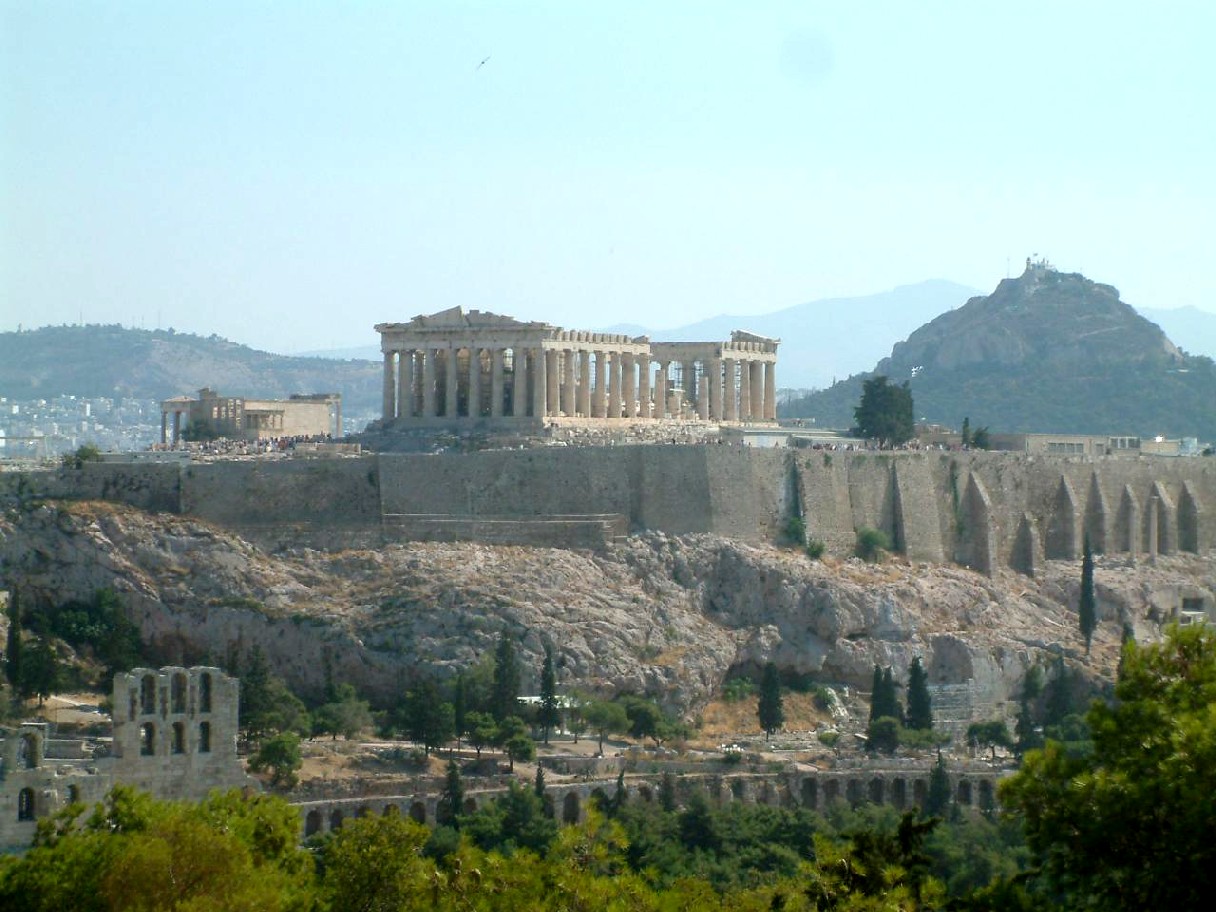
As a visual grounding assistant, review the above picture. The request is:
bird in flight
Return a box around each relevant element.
[476,55,491,71]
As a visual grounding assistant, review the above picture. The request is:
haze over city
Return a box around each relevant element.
[3,1,1214,354]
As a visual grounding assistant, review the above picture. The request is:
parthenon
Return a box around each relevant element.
[375,307,779,426]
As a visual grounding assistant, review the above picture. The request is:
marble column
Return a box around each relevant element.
[608,352,623,418]
[655,364,669,419]
[445,348,459,418]
[638,357,651,418]
[593,352,608,418]
[511,349,526,417]
[708,357,723,420]
[160,412,168,445]
[562,349,576,416]
[697,376,710,420]
[531,348,548,419]
[623,353,637,418]
[467,348,481,419]
[723,360,738,421]
[763,362,777,420]
[739,360,752,420]
[546,349,560,417]
[491,348,504,418]
[398,349,413,419]
[422,349,437,418]
[578,352,592,417]
[683,360,697,411]
[749,361,764,418]
[382,351,395,421]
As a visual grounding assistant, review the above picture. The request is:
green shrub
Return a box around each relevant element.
[783,516,806,546]
[855,527,891,562]
[721,677,755,702]
[805,538,826,560]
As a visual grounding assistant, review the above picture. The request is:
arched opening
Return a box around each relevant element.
[892,779,908,810]
[957,780,973,806]
[589,787,609,811]
[141,674,157,714]
[305,810,322,837]
[824,780,841,806]
[730,779,747,801]
[18,733,39,769]
[356,806,371,818]
[171,722,185,754]
[198,721,211,753]
[801,779,818,810]
[383,804,400,817]
[329,809,344,831]
[846,779,862,806]
[562,792,581,825]
[637,785,653,803]
[868,778,884,805]
[67,785,81,805]
[913,779,928,806]
[17,788,36,821]
[462,797,478,815]
[171,673,187,713]
[140,723,156,756]
[409,802,427,823]
[978,780,994,810]
[199,673,212,713]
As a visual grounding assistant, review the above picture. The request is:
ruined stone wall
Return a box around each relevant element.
[11,448,1215,569]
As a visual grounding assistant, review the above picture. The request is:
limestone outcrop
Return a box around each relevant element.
[2,501,1212,715]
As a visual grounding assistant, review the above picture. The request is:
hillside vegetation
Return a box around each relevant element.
[0,324,381,413]
[783,266,1216,440]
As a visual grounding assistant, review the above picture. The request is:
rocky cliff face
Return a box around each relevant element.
[3,500,1212,715]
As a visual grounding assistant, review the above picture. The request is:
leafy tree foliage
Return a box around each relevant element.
[1002,625,1216,911]
[966,719,1012,761]
[582,699,629,753]
[311,683,373,741]
[757,662,784,740]
[238,645,311,745]
[925,753,952,819]
[855,526,892,562]
[495,715,534,771]
[437,759,464,828]
[398,678,455,756]
[867,716,901,755]
[248,732,303,788]
[906,657,933,731]
[21,637,61,705]
[465,711,497,758]
[852,375,914,446]
[30,588,142,676]
[1078,534,1097,653]
[5,588,23,698]
[462,780,557,857]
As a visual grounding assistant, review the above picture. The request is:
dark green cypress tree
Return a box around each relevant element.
[757,661,785,740]
[452,673,467,746]
[438,758,464,828]
[5,588,23,696]
[538,644,560,744]
[491,632,521,722]
[925,752,952,818]
[882,666,903,725]
[906,657,933,731]
[868,664,884,724]
[1079,535,1097,654]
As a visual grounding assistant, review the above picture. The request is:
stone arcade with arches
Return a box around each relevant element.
[0,666,252,850]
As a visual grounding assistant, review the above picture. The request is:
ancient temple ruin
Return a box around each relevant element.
[375,307,779,427]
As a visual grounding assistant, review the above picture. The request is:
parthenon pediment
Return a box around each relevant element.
[414,307,541,330]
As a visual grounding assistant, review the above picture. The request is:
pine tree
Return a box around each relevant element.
[491,632,521,722]
[452,673,467,747]
[534,765,546,800]
[1079,534,1097,655]
[757,661,785,741]
[538,644,560,744]
[22,637,61,706]
[906,657,933,731]
[1015,665,1045,757]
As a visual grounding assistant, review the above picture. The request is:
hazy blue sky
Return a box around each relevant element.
[3,2,1214,354]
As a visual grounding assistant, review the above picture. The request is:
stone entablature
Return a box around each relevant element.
[375,307,779,427]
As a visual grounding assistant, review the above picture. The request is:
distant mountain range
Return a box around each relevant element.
[0,325,383,415]
[783,266,1216,441]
